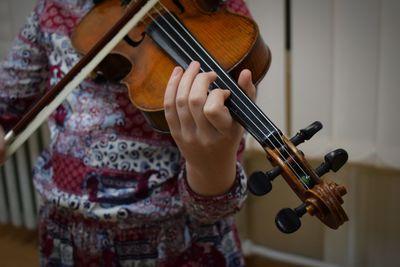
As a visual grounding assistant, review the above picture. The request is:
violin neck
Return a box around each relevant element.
[215,77,283,148]
[147,11,282,148]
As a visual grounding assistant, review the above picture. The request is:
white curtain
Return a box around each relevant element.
[245,1,400,267]
[247,0,400,170]
[293,0,400,169]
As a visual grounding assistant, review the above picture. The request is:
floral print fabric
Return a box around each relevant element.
[0,0,252,266]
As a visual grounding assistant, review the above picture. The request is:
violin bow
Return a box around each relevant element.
[3,0,158,160]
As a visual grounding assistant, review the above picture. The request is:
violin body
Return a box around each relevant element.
[72,0,271,132]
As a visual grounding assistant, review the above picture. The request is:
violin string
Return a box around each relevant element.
[149,4,310,188]
[148,7,275,143]
[144,3,310,187]
[146,9,274,149]
[151,5,312,189]
[150,5,280,141]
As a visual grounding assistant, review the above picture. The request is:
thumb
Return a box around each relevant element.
[238,69,256,101]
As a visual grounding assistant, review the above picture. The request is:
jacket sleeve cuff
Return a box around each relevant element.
[179,162,247,224]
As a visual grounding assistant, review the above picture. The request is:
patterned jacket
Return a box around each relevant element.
[0,0,252,266]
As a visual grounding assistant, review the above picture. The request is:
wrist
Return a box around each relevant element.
[185,156,237,196]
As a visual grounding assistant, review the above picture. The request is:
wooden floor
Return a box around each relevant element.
[0,224,39,267]
[0,224,300,267]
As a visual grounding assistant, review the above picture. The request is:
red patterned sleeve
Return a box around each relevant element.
[0,0,49,131]
[179,139,248,224]
[224,0,252,17]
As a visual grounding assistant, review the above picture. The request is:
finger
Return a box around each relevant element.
[175,61,201,134]
[203,89,236,134]
[238,69,256,101]
[188,71,218,132]
[164,66,184,135]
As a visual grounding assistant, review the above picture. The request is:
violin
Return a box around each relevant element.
[72,0,270,132]
[4,0,348,233]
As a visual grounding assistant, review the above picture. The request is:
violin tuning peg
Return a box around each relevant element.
[326,148,348,172]
[315,149,348,177]
[248,171,272,196]
[248,166,281,196]
[290,121,323,146]
[275,204,307,234]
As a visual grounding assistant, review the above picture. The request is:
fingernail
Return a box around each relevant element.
[189,61,199,68]
[172,66,181,77]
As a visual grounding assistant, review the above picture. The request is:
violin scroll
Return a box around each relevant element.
[248,121,349,233]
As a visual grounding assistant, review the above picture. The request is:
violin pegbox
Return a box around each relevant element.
[248,121,349,233]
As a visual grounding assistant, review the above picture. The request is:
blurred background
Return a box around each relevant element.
[0,0,399,267]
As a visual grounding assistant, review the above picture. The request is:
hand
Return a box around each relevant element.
[0,126,6,164]
[164,61,256,195]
